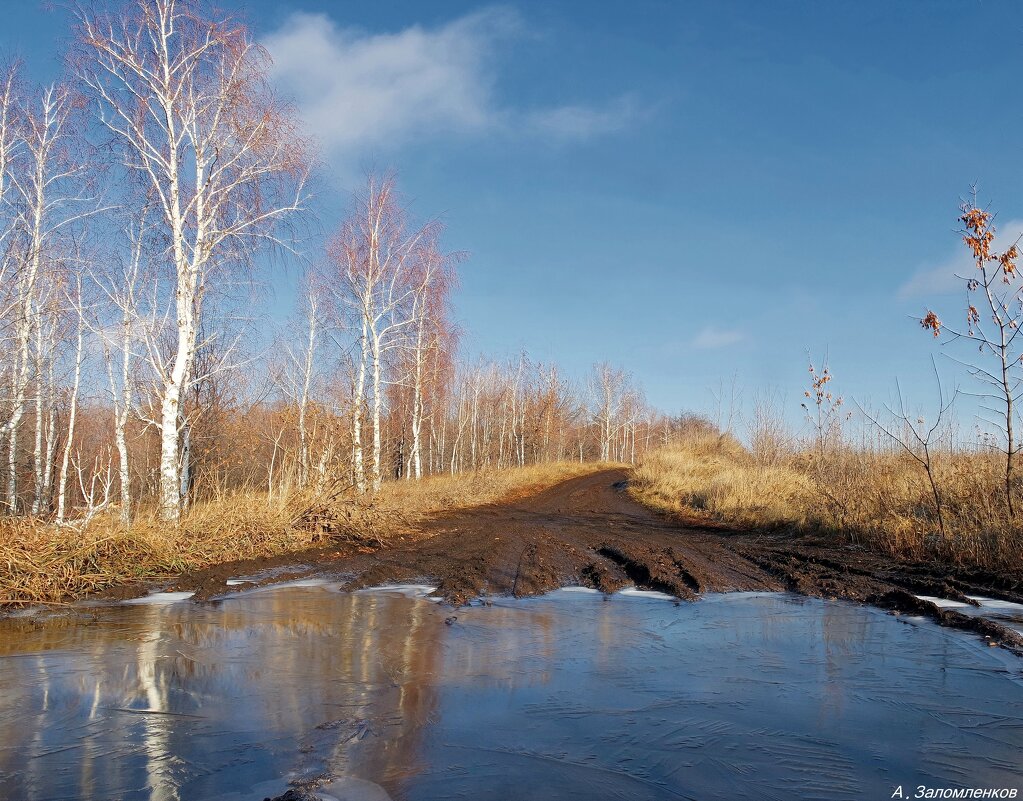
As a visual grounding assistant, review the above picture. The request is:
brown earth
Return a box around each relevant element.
[148,469,1023,652]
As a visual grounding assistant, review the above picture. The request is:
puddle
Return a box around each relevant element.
[616,586,679,601]
[355,584,441,601]
[121,591,195,605]
[1,589,1021,800]
[917,594,1023,635]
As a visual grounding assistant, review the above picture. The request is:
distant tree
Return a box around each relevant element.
[405,236,457,479]
[327,174,432,492]
[588,362,629,462]
[801,355,846,460]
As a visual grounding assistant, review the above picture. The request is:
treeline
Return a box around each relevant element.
[0,0,693,527]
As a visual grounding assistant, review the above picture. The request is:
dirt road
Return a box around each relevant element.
[177,468,1023,650]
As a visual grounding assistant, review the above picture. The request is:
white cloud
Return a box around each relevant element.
[898,218,1023,299]
[525,98,636,138]
[898,256,969,299]
[692,326,744,350]
[262,9,634,160]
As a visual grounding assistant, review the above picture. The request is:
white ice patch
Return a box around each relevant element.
[966,595,1023,613]
[277,578,332,588]
[618,587,677,601]
[556,586,601,594]
[224,577,336,595]
[236,578,337,597]
[915,595,971,609]
[916,594,1023,637]
[123,591,194,605]
[356,584,441,601]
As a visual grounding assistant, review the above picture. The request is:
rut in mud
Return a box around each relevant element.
[175,469,1023,650]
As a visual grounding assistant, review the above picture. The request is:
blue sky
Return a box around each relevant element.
[4,0,1023,425]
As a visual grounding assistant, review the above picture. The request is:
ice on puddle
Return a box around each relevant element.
[618,587,677,601]
[914,594,971,609]
[275,578,331,588]
[355,584,441,601]
[122,591,194,605]
[914,594,1023,636]
[966,595,1023,612]
[218,577,335,595]
[557,586,601,594]
[240,578,335,594]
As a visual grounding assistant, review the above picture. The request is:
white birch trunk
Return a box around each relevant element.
[352,317,368,493]
[370,329,383,492]
[31,317,45,515]
[56,306,84,524]
[297,297,317,487]
[410,335,424,480]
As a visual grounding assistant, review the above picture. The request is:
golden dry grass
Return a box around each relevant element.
[372,460,606,517]
[0,460,604,607]
[631,436,815,529]
[631,434,1023,569]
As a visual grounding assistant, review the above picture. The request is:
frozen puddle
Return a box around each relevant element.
[240,577,335,594]
[222,564,319,586]
[121,591,194,605]
[915,594,972,609]
[967,595,1023,635]
[355,584,441,600]
[554,585,677,599]
[2,588,1022,800]
[617,586,678,601]
[967,594,1023,611]
[917,593,1023,634]
[270,578,333,589]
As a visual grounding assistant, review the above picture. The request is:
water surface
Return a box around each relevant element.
[1,587,1021,800]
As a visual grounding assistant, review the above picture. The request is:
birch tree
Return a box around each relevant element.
[588,362,628,462]
[328,175,429,492]
[405,235,456,479]
[55,276,86,524]
[92,208,151,524]
[281,279,322,488]
[1,84,84,512]
[0,64,22,351]
[76,0,308,520]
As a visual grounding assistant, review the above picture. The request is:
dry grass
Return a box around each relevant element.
[0,460,603,607]
[0,494,312,606]
[631,434,1023,569]
[373,460,605,517]
[632,436,815,529]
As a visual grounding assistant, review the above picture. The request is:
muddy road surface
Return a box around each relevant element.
[173,468,1023,650]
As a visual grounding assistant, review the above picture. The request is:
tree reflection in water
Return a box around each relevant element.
[0,589,1021,801]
